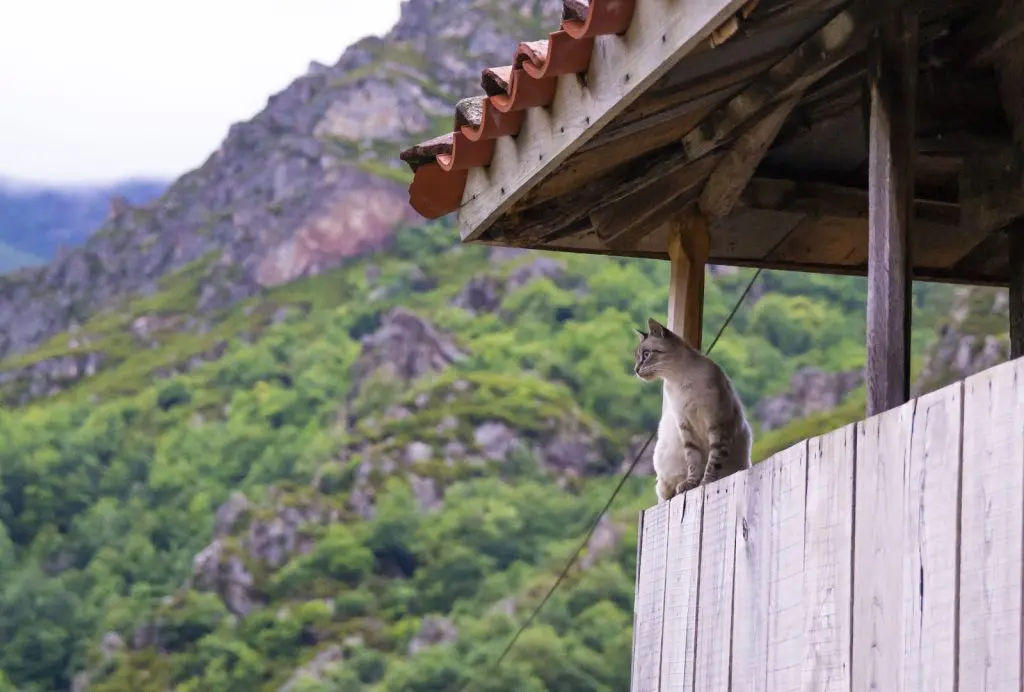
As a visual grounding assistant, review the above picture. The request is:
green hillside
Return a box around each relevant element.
[0,217,975,691]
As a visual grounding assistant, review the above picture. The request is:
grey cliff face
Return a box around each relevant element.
[0,0,559,361]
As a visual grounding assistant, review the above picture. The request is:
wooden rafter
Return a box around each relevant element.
[698,95,802,219]
[681,2,868,161]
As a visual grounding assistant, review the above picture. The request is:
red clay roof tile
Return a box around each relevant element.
[398,0,751,221]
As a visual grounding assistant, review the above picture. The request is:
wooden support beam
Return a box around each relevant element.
[682,3,868,162]
[959,145,1024,237]
[589,154,722,251]
[866,8,918,417]
[698,95,801,219]
[1010,221,1024,359]
[666,211,710,350]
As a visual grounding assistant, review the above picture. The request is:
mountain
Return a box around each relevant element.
[0,1,1011,691]
[0,179,166,271]
[0,0,557,363]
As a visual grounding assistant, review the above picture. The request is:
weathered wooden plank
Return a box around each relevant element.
[458,0,752,241]
[730,456,775,692]
[660,488,705,691]
[958,145,1024,237]
[588,153,721,253]
[693,474,741,691]
[865,9,918,417]
[901,381,963,691]
[698,95,801,219]
[765,442,808,692]
[852,398,915,690]
[631,500,671,691]
[802,424,854,692]
[682,4,868,161]
[958,357,1024,691]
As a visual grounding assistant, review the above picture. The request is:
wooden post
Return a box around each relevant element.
[1010,222,1024,360]
[866,9,918,417]
[667,210,709,350]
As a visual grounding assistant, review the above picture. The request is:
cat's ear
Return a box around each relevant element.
[647,318,667,338]
[633,327,648,340]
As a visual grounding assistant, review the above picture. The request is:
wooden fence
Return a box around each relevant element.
[630,356,1024,691]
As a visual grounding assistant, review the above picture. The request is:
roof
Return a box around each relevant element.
[398,0,758,218]
[399,0,1024,287]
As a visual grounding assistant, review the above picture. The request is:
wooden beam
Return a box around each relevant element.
[698,95,802,218]
[959,145,1024,236]
[682,3,869,162]
[589,154,722,251]
[866,8,918,417]
[667,211,710,350]
[1010,221,1024,359]
[457,0,752,242]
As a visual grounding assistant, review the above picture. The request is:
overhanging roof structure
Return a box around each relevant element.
[399,0,1024,286]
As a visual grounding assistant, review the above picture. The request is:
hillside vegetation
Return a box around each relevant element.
[1,215,1004,691]
[0,0,1014,688]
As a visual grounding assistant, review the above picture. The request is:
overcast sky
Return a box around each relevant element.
[0,1,402,185]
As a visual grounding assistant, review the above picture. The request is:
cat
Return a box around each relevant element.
[633,317,752,503]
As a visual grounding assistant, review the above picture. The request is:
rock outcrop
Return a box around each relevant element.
[351,307,466,389]
[914,286,1010,396]
[756,367,864,431]
[190,491,341,615]
[0,0,562,362]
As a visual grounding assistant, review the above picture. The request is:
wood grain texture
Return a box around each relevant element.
[458,0,750,241]
[958,357,1024,691]
[660,489,705,691]
[698,94,801,219]
[852,398,915,691]
[631,500,671,691]
[730,456,775,692]
[802,424,854,692]
[682,4,867,161]
[667,212,709,351]
[765,442,808,692]
[693,474,741,691]
[901,381,963,691]
[865,10,918,417]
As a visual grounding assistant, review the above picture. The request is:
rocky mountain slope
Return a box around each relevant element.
[0,179,165,271]
[0,0,1013,690]
[0,0,557,362]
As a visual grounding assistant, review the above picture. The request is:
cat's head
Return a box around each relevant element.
[632,318,680,381]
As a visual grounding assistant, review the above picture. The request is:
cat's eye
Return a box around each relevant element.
[641,349,650,361]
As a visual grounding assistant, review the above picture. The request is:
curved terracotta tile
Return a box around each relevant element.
[516,31,594,80]
[489,68,558,113]
[437,131,496,171]
[562,0,636,39]
[399,132,454,172]
[459,99,524,142]
[481,66,514,97]
[409,162,468,219]
[563,0,588,24]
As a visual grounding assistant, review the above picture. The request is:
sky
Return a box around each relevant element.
[0,1,402,185]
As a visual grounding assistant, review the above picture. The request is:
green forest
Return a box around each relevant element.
[0,219,974,691]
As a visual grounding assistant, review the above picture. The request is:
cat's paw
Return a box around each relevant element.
[656,478,677,503]
[674,478,699,495]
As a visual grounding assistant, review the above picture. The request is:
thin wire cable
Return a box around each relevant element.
[455,268,763,692]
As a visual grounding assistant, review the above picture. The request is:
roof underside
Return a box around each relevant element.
[400,0,1024,286]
